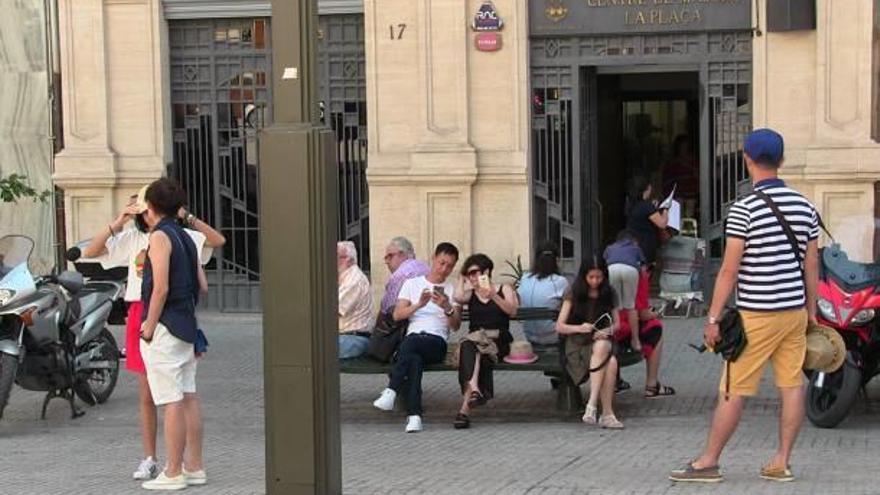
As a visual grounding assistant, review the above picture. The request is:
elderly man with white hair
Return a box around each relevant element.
[337,241,374,359]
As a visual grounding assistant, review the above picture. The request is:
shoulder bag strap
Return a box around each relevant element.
[753,189,806,315]
[753,189,803,270]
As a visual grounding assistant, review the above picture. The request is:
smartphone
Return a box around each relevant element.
[477,274,490,288]
[432,285,445,297]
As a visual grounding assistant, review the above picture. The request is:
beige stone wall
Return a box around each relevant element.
[54,0,167,246]
[365,0,530,295]
[754,0,880,261]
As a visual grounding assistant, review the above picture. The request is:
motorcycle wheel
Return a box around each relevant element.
[806,354,862,429]
[0,353,17,419]
[74,328,120,406]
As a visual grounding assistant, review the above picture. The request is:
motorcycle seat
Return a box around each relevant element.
[822,244,880,293]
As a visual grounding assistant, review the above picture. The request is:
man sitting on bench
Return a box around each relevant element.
[372,242,462,433]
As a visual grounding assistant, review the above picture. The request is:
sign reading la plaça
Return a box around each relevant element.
[531,0,751,37]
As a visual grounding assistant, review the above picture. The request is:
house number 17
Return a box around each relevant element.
[389,24,407,40]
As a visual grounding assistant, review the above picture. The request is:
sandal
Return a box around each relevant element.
[615,378,631,394]
[467,390,486,408]
[582,404,598,425]
[599,414,624,429]
[453,413,470,429]
[645,383,676,399]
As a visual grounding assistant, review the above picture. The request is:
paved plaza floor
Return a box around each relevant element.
[1,312,878,494]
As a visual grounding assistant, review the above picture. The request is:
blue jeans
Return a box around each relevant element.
[339,334,370,359]
[388,333,447,416]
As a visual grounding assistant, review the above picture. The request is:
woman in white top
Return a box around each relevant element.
[81,185,225,481]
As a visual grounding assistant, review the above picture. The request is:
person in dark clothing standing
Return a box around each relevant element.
[139,178,208,490]
[451,254,518,429]
[626,176,669,266]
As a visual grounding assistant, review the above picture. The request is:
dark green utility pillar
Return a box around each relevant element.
[260,1,340,494]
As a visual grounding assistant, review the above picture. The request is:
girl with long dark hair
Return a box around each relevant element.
[555,255,623,429]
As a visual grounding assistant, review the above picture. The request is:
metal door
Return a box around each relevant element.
[530,64,581,275]
[318,14,369,271]
[579,67,600,258]
[169,18,272,312]
[701,60,752,296]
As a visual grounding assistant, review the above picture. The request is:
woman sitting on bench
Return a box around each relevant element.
[556,256,624,429]
[452,254,518,429]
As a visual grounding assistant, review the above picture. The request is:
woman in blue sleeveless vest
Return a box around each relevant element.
[138,178,208,490]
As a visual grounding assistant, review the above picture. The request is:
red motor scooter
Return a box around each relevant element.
[808,242,880,428]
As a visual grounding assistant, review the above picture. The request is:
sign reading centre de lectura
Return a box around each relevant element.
[531,0,752,36]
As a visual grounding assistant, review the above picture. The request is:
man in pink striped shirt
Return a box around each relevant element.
[380,237,430,315]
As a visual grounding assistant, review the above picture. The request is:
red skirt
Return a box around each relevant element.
[125,301,146,374]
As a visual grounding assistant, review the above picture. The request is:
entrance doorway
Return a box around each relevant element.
[529,32,753,286]
[594,71,700,249]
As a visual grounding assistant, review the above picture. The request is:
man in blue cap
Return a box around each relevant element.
[670,128,820,484]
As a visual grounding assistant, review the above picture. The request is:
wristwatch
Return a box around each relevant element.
[708,315,720,325]
[444,306,455,316]
[185,212,196,226]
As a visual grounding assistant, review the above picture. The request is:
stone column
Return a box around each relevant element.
[366,0,530,297]
[54,0,166,245]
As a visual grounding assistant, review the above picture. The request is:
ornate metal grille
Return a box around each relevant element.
[169,18,271,312]
[705,60,752,258]
[530,65,580,274]
[318,14,369,270]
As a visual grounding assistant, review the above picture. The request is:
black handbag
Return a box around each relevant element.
[689,307,747,397]
[366,312,408,363]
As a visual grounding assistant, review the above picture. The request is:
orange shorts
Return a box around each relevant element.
[719,309,807,396]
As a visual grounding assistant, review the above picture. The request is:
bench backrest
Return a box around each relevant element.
[459,306,558,322]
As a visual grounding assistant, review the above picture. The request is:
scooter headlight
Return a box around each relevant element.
[851,309,876,326]
[817,298,836,323]
[0,289,14,306]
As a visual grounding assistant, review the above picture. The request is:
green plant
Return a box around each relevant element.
[501,255,525,289]
[0,174,51,203]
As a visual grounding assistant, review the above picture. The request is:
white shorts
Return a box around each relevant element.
[140,322,197,405]
[608,264,640,309]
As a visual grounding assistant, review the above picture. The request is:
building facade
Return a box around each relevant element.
[54,0,880,311]
[0,0,56,274]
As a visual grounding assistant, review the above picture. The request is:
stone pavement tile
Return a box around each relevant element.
[0,313,265,495]
[1,312,879,494]
[342,316,880,495]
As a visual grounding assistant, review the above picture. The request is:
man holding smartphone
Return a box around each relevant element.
[372,242,461,432]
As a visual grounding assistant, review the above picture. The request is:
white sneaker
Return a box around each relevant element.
[183,468,207,486]
[372,388,396,411]
[142,471,187,491]
[405,415,423,433]
[133,456,160,480]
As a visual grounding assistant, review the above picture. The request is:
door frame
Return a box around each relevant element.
[582,64,702,258]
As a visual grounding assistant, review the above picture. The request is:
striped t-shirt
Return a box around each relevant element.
[725,179,819,312]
